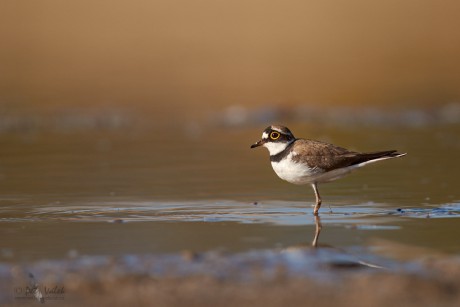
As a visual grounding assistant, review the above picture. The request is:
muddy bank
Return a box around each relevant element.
[2,247,460,306]
[67,272,460,307]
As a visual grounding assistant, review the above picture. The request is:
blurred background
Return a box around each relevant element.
[1,0,460,125]
[1,0,460,268]
[1,0,460,198]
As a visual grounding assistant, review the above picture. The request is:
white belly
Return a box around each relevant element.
[272,155,376,185]
[270,151,373,185]
[271,153,320,185]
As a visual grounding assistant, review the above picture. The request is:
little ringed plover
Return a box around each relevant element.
[251,125,406,215]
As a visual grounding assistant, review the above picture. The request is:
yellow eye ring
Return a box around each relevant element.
[270,132,280,140]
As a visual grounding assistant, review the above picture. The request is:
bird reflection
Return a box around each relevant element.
[307,214,386,269]
[312,214,322,247]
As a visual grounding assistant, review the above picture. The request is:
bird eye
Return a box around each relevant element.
[270,132,280,140]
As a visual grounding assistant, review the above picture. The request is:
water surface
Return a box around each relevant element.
[1,122,459,263]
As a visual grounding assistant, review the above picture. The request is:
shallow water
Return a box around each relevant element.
[1,122,459,263]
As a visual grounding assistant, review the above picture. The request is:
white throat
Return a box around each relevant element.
[263,141,289,156]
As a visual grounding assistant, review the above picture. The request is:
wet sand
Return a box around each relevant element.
[69,270,460,307]
[3,248,460,306]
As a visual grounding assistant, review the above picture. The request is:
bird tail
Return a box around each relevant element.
[351,150,406,167]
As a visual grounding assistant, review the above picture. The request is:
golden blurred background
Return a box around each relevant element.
[1,0,460,119]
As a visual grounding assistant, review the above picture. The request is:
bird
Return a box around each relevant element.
[250,125,406,215]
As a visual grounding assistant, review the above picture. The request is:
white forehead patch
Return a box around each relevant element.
[262,132,269,139]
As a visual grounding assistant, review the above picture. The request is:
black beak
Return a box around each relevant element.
[250,139,264,148]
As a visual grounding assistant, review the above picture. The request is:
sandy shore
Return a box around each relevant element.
[2,247,460,306]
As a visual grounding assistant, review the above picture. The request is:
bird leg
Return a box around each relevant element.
[311,183,322,215]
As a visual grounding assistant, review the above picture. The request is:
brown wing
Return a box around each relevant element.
[291,139,399,171]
